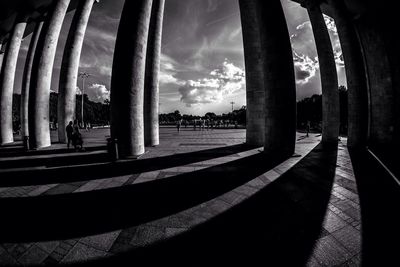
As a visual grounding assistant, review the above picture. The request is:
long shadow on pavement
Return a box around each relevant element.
[80,142,338,266]
[349,148,400,266]
[0,144,254,187]
[0,145,283,243]
[0,144,107,158]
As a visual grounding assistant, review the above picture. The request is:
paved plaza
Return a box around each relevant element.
[0,127,399,266]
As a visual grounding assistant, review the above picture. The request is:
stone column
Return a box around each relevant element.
[0,14,28,145]
[239,0,296,157]
[58,0,97,143]
[239,0,265,147]
[28,0,71,149]
[144,0,165,147]
[110,0,153,158]
[306,1,340,144]
[21,20,44,140]
[328,0,368,148]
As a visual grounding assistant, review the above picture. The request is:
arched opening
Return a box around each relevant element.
[157,0,247,152]
[282,0,348,140]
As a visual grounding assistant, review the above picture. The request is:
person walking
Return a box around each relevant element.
[72,120,84,150]
[66,121,73,149]
[176,119,182,132]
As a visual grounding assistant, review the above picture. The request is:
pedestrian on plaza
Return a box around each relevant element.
[66,121,73,149]
[72,120,84,151]
[306,120,311,137]
[176,119,182,132]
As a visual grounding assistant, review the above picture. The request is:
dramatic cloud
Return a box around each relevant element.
[323,15,345,67]
[86,83,110,102]
[293,50,318,84]
[290,14,345,89]
[159,54,185,86]
[179,60,245,107]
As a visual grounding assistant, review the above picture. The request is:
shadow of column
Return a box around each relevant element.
[349,148,400,266]
[89,142,338,266]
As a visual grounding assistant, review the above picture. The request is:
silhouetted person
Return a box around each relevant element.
[72,120,84,151]
[306,120,311,137]
[66,121,73,149]
[176,119,182,132]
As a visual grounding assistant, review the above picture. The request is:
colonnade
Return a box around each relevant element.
[0,0,99,148]
[0,0,397,158]
[301,0,398,151]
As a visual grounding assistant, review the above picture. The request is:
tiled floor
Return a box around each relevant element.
[0,128,398,266]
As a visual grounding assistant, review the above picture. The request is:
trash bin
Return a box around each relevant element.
[23,136,30,151]
[107,138,119,160]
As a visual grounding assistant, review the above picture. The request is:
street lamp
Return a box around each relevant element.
[230,101,235,112]
[78,72,90,128]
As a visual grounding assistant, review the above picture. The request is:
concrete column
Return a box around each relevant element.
[110,0,153,158]
[328,0,368,148]
[0,45,4,72]
[306,2,340,144]
[58,0,97,143]
[354,18,394,148]
[239,0,265,147]
[144,0,165,147]
[20,20,44,140]
[28,0,71,149]
[239,0,296,156]
[0,14,28,145]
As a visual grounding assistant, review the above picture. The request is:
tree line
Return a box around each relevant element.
[12,92,110,130]
[11,85,348,133]
[159,106,247,126]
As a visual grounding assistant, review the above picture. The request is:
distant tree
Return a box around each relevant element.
[174,110,182,120]
[204,112,217,119]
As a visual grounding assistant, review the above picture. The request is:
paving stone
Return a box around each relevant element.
[166,212,204,228]
[247,177,265,189]
[36,241,59,254]
[123,174,140,185]
[0,246,19,265]
[305,256,322,267]
[322,211,348,233]
[130,226,165,247]
[342,206,361,221]
[165,227,187,238]
[263,170,281,182]
[5,243,32,259]
[80,231,120,252]
[138,171,161,179]
[73,181,100,193]
[61,242,108,263]
[234,185,258,196]
[312,235,352,266]
[331,225,361,255]
[218,190,247,205]
[109,228,137,253]
[18,245,49,265]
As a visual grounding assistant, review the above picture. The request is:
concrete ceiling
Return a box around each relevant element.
[291,0,369,18]
[0,0,79,43]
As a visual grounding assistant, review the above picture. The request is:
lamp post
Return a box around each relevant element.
[78,72,90,128]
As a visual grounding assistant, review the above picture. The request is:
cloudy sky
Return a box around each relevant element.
[13,0,346,116]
